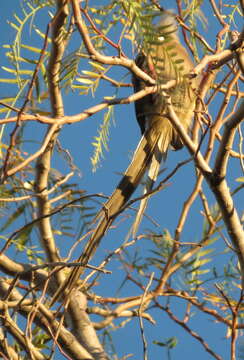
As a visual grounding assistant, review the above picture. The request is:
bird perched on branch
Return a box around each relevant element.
[52,11,199,304]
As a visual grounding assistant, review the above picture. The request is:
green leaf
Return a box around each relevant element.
[0,78,20,83]
[2,66,33,76]
[91,105,114,172]
[76,77,94,84]
[153,337,178,349]
[0,204,26,232]
[236,177,244,183]
[89,61,105,71]
[81,70,100,78]
[198,248,214,257]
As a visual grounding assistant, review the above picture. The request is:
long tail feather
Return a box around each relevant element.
[131,152,163,237]
[51,128,163,303]
[92,133,152,224]
[71,131,161,266]
[131,130,170,237]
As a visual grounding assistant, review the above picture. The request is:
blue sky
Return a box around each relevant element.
[0,1,243,359]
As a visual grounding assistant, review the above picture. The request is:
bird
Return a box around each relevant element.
[129,12,198,236]
[51,12,199,304]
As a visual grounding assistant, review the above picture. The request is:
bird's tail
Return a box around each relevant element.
[51,127,165,302]
[131,130,170,237]
[79,127,164,265]
[131,153,164,237]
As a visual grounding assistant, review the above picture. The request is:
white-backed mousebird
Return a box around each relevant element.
[51,12,199,304]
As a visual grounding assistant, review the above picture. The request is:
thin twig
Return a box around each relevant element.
[139,272,154,360]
